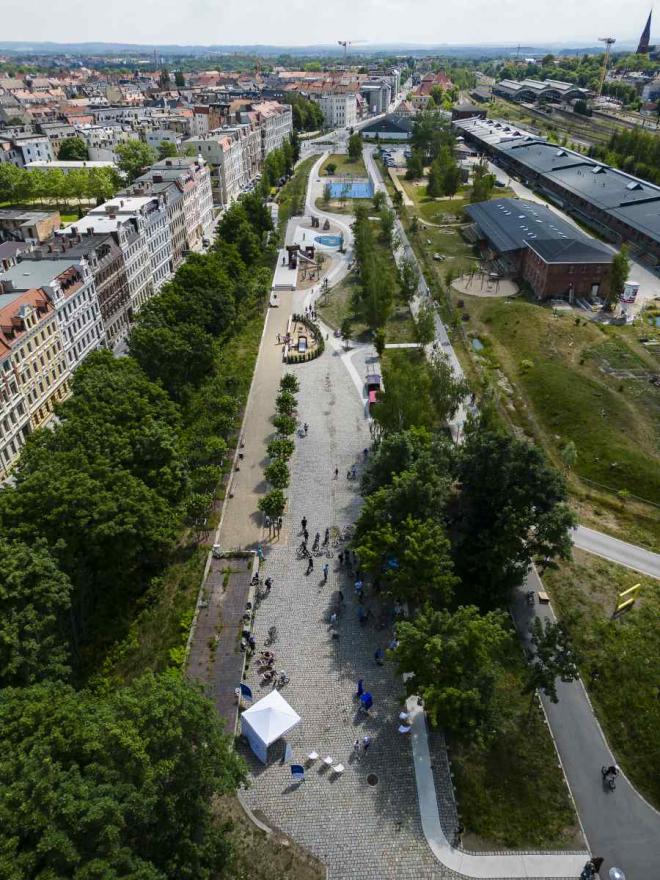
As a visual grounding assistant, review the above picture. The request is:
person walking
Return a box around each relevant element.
[322,562,329,584]
[338,590,344,604]
[277,516,283,532]
[306,556,314,575]
[334,467,339,479]
[303,422,309,436]
[356,679,364,698]
[301,516,307,533]
[303,528,309,542]
[362,736,372,754]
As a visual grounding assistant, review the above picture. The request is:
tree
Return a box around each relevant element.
[415,303,436,346]
[325,162,337,176]
[0,538,72,687]
[470,160,496,203]
[442,162,461,198]
[379,208,396,246]
[130,322,216,400]
[115,140,157,183]
[280,372,300,393]
[356,515,457,607]
[57,136,89,161]
[374,327,387,357]
[158,139,179,160]
[267,438,295,460]
[524,618,579,712]
[273,413,296,436]
[348,132,363,162]
[0,674,246,878]
[405,150,424,180]
[265,458,290,489]
[426,159,443,197]
[276,390,297,416]
[340,317,352,349]
[174,70,186,87]
[453,427,576,608]
[258,489,286,519]
[399,257,420,303]
[393,605,510,738]
[322,182,332,206]
[607,244,630,308]
[372,190,386,211]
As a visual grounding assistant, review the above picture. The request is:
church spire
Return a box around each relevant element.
[636,9,652,54]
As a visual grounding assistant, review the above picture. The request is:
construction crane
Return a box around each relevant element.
[337,40,366,60]
[597,36,616,96]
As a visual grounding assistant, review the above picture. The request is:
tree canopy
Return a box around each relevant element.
[0,674,246,879]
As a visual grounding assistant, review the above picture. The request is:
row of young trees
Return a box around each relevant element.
[351,204,398,330]
[0,161,121,209]
[0,177,283,876]
[259,373,300,520]
[354,421,578,741]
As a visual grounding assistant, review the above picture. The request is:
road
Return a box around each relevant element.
[573,525,660,580]
[514,569,660,880]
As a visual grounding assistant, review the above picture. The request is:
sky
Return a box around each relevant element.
[1,0,655,47]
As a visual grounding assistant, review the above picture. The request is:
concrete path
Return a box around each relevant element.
[514,567,660,879]
[573,525,660,580]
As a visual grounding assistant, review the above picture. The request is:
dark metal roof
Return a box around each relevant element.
[465,197,614,261]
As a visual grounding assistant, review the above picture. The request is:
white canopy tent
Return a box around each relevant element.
[240,690,301,763]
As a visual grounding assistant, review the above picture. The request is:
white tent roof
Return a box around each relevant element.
[241,690,301,747]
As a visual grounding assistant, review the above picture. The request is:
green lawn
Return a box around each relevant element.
[544,550,660,808]
[450,633,581,850]
[277,157,316,242]
[398,177,471,224]
[455,298,660,507]
[315,196,374,216]
[320,152,368,179]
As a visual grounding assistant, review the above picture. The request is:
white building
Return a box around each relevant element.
[0,135,54,167]
[74,124,140,162]
[316,92,358,129]
[250,101,293,158]
[89,196,173,292]
[184,129,247,207]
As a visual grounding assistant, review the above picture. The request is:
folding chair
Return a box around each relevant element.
[290,764,305,783]
[322,755,334,767]
[306,751,319,764]
[331,763,345,776]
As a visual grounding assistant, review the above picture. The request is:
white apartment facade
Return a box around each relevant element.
[316,92,358,129]
[0,135,54,167]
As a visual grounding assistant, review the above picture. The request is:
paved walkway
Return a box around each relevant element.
[231,151,586,880]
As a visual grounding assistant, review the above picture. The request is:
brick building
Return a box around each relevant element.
[465,198,614,301]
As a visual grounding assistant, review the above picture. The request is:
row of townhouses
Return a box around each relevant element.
[0,155,213,480]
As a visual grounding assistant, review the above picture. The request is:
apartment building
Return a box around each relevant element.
[131,156,214,254]
[185,129,246,207]
[0,286,68,436]
[0,134,54,167]
[251,101,293,159]
[74,124,139,162]
[0,209,61,243]
[315,91,358,129]
[89,196,173,292]
[0,257,106,371]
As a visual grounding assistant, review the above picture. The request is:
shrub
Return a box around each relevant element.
[276,390,297,416]
[258,489,286,518]
[264,459,290,489]
[280,373,300,393]
[267,438,295,460]
[273,413,296,435]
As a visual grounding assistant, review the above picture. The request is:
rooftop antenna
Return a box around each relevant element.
[597,37,616,96]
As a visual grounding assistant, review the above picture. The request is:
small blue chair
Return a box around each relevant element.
[291,764,305,783]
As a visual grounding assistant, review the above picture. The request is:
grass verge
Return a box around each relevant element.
[544,550,660,808]
[450,636,582,850]
[277,157,316,243]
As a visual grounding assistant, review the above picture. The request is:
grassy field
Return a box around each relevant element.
[398,176,471,224]
[277,157,316,242]
[450,296,660,535]
[544,550,660,808]
[314,195,374,216]
[320,152,368,178]
[450,635,581,851]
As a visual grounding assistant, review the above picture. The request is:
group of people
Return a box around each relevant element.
[264,515,283,536]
